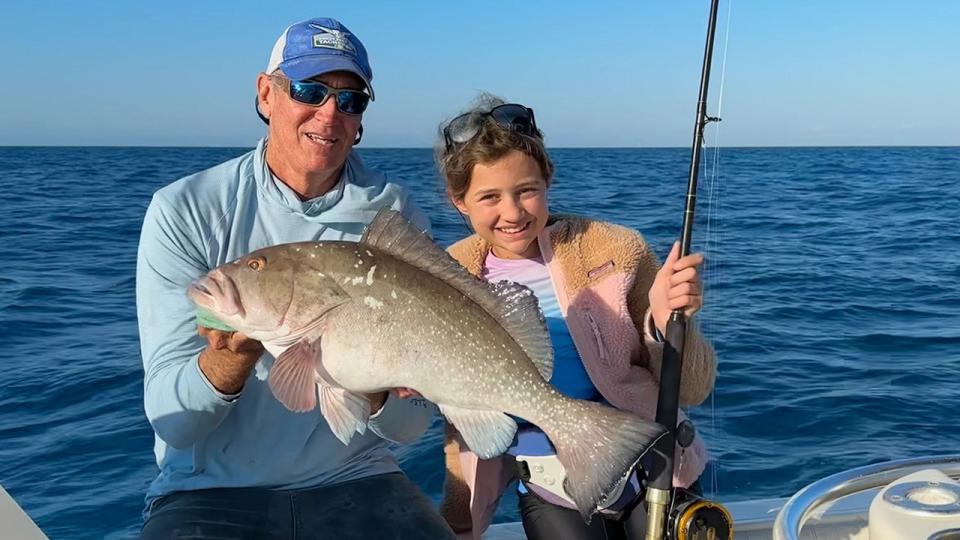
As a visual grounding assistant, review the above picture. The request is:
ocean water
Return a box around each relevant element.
[0,146,958,539]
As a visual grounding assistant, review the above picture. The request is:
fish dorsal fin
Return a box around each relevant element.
[362,208,553,380]
[484,281,552,380]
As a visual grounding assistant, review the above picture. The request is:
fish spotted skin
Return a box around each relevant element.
[188,208,667,520]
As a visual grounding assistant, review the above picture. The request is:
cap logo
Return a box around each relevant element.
[309,23,356,54]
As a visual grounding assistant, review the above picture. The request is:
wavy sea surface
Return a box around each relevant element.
[1,146,958,538]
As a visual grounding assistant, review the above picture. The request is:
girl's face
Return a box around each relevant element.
[452,150,549,260]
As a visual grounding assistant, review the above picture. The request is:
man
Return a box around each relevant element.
[136,17,455,539]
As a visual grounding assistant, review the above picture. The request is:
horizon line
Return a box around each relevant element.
[1,144,958,150]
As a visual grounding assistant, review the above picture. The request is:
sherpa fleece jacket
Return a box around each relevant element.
[440,216,716,538]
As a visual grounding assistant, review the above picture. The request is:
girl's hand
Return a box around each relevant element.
[392,388,421,399]
[649,241,705,334]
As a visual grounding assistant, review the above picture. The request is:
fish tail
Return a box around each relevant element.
[546,400,668,522]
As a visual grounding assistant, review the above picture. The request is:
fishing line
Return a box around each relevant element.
[701,0,733,498]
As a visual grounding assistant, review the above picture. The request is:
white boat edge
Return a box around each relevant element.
[0,485,49,540]
[483,494,872,540]
[485,455,960,539]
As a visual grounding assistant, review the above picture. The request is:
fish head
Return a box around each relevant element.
[187,246,297,340]
[188,243,356,342]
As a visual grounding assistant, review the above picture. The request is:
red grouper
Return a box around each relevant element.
[187,207,667,520]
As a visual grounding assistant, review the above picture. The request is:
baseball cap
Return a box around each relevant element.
[265,17,374,99]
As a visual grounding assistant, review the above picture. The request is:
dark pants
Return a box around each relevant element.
[518,482,702,540]
[141,472,456,540]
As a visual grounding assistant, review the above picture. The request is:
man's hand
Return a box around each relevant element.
[197,327,265,395]
[649,241,705,334]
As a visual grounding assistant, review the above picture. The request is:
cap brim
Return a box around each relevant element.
[279,55,375,100]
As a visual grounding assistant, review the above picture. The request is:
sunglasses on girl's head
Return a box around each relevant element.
[273,75,371,115]
[443,104,540,150]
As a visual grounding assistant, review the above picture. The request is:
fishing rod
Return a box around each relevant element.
[644,0,733,539]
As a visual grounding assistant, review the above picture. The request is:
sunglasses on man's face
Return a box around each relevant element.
[443,104,540,150]
[274,76,370,115]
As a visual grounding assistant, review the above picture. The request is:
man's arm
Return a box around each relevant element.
[136,194,254,449]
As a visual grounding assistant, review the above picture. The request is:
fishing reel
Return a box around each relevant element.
[667,490,733,540]
[664,420,734,540]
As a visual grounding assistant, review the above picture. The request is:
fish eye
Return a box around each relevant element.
[248,257,266,272]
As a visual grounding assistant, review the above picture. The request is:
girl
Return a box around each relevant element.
[436,96,717,540]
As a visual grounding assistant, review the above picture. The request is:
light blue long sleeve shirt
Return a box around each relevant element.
[136,138,435,505]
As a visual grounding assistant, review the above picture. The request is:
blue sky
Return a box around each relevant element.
[3,1,958,147]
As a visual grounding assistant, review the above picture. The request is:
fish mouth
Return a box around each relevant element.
[187,270,245,318]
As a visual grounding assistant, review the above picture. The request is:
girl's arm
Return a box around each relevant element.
[627,242,717,406]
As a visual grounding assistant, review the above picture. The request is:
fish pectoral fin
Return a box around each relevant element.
[268,339,321,412]
[438,405,517,460]
[319,384,370,446]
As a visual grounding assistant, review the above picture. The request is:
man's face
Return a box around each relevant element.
[258,70,365,185]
